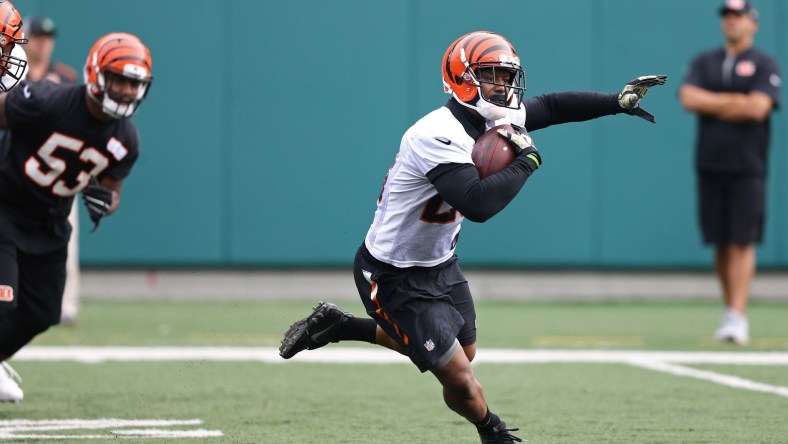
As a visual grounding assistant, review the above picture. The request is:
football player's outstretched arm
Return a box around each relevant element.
[524,91,621,131]
[524,75,668,130]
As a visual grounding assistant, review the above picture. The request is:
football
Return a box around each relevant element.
[471,124,517,179]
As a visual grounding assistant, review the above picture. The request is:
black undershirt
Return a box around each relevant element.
[426,93,622,222]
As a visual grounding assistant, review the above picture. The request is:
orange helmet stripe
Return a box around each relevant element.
[0,0,25,45]
[97,36,152,73]
[441,31,525,109]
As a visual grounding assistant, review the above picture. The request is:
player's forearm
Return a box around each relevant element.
[427,158,536,223]
[524,92,621,131]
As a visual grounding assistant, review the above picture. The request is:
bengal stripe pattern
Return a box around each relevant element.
[0,0,26,46]
[96,34,152,75]
[370,281,409,346]
[442,31,520,104]
[85,32,153,102]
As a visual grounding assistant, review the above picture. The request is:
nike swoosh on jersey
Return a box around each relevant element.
[435,137,451,145]
[23,85,31,99]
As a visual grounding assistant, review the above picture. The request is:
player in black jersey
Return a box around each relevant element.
[0,0,29,403]
[0,32,153,403]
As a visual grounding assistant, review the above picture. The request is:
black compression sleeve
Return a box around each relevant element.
[426,156,538,223]
[524,91,622,131]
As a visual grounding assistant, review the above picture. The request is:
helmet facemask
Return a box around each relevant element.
[93,69,152,119]
[0,42,27,91]
[0,0,28,92]
[463,61,525,120]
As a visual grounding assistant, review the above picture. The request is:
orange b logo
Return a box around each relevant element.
[0,285,14,302]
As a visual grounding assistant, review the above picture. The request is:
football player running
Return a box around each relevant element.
[0,32,153,403]
[279,31,666,443]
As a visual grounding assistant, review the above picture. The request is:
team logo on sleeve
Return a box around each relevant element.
[107,137,128,161]
[735,60,756,77]
[0,285,13,302]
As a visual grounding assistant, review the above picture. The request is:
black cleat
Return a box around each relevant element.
[279,302,353,359]
[479,422,523,444]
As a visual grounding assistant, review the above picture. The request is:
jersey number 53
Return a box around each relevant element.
[24,132,110,197]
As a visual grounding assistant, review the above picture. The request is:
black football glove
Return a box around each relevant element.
[497,125,541,169]
[617,75,668,123]
[82,176,113,232]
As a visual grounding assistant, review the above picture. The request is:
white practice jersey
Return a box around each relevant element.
[365,103,526,267]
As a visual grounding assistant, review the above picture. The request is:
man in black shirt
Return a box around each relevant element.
[0,32,153,402]
[679,0,780,345]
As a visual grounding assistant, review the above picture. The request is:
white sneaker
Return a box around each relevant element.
[0,361,23,403]
[714,310,749,345]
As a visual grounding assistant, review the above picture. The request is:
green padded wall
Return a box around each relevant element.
[24,0,788,268]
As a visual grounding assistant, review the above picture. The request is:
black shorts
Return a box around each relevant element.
[353,244,476,373]
[0,212,68,321]
[698,173,765,246]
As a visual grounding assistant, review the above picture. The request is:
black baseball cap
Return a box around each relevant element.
[719,0,759,20]
[25,16,56,37]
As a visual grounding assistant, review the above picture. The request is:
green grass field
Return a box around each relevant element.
[1,299,786,443]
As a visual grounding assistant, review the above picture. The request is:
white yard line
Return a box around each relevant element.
[628,359,788,398]
[11,346,788,401]
[13,346,788,365]
[0,419,223,440]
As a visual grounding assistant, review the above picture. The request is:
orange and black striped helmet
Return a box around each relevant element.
[0,0,28,92]
[442,31,525,112]
[84,32,153,119]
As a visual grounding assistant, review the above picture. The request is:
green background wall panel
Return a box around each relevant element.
[21,0,787,268]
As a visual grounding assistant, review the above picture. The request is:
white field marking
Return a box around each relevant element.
[629,360,788,398]
[12,346,788,365]
[11,347,788,400]
[0,418,223,440]
[474,349,788,365]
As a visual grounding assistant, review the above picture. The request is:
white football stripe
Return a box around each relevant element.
[12,346,788,365]
[0,419,223,440]
[629,359,788,398]
[11,346,788,400]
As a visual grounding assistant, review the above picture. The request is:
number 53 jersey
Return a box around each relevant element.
[0,81,139,223]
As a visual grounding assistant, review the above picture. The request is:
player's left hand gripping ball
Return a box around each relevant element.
[497,127,541,168]
[617,75,668,123]
[82,176,114,232]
